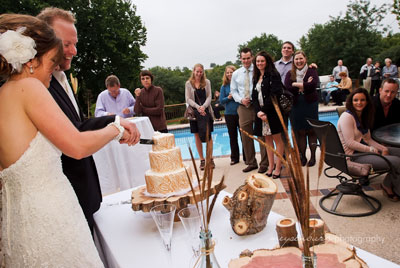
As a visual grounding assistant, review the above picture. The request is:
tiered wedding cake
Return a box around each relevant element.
[145,132,193,197]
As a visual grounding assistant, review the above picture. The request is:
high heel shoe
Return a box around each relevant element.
[272,168,281,179]
[381,184,399,202]
[300,155,307,166]
[266,171,273,177]
[307,158,316,167]
[272,173,280,179]
[200,160,205,170]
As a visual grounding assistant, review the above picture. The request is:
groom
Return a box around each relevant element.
[37,7,140,233]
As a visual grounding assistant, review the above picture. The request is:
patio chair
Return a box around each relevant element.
[307,118,393,217]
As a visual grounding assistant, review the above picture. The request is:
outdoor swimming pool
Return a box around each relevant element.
[171,111,339,160]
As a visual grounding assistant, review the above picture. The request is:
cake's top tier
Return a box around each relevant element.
[152,132,175,151]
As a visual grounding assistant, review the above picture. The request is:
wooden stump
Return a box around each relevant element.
[223,173,277,236]
[276,218,299,248]
[309,218,325,246]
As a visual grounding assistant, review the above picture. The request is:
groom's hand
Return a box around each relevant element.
[119,118,140,146]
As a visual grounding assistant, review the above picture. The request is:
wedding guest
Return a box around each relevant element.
[38,7,140,234]
[382,58,398,79]
[337,88,400,201]
[275,41,295,84]
[219,65,243,165]
[0,13,138,267]
[332,59,348,83]
[321,75,339,105]
[370,61,382,97]
[95,74,135,118]
[185,63,215,170]
[284,51,319,166]
[212,90,224,121]
[372,78,400,131]
[359,58,374,92]
[331,72,352,106]
[275,41,318,84]
[231,47,268,173]
[134,70,167,132]
[252,51,284,179]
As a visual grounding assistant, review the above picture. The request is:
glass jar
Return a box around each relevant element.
[302,253,317,268]
[197,230,220,268]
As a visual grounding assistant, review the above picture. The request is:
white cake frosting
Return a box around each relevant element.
[152,133,175,151]
[145,132,193,197]
[149,147,183,173]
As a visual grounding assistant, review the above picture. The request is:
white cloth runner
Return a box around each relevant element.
[94,188,400,268]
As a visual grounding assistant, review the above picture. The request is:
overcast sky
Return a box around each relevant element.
[132,0,399,69]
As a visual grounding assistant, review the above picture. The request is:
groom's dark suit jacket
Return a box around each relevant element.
[48,76,115,230]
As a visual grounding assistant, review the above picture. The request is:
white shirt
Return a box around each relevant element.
[53,71,80,118]
[231,64,254,103]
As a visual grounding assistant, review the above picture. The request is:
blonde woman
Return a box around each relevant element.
[219,65,242,165]
[185,63,215,170]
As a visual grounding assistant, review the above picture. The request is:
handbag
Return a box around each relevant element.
[278,83,293,114]
[184,105,196,121]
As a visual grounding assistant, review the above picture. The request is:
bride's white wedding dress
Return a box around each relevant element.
[0,132,104,267]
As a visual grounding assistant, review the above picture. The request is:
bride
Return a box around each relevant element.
[0,14,137,267]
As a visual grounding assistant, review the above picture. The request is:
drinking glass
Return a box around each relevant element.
[150,203,176,266]
[178,206,202,257]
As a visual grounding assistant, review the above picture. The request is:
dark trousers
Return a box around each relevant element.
[331,89,350,105]
[212,104,225,119]
[370,80,381,97]
[225,114,240,162]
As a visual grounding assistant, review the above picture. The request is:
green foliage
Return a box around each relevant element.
[149,66,190,105]
[149,61,239,105]
[1,0,147,115]
[375,45,400,66]
[393,0,400,27]
[237,33,283,62]
[299,0,387,78]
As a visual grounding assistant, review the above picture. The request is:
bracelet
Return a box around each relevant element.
[369,146,375,153]
[108,115,124,141]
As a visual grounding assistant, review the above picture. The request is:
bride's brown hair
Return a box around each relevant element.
[0,14,63,79]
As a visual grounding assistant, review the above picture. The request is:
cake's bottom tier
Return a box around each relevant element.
[145,166,193,196]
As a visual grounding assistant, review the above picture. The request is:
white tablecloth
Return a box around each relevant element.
[94,188,400,268]
[93,117,154,195]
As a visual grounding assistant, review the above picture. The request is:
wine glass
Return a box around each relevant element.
[150,204,176,266]
[178,206,202,258]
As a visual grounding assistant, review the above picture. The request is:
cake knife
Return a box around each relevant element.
[139,139,155,145]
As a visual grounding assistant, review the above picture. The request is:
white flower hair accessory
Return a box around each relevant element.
[0,27,37,73]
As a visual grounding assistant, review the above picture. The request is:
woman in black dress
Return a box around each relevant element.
[185,63,215,170]
[252,51,284,178]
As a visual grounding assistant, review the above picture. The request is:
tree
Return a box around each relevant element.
[299,0,387,78]
[149,66,190,105]
[237,33,283,62]
[1,0,147,116]
[392,0,400,27]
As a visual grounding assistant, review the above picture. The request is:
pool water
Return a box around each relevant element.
[172,111,339,160]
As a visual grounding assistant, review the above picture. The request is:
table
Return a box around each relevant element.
[93,117,154,195]
[372,123,400,147]
[93,188,400,268]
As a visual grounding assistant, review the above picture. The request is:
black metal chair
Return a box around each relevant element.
[307,118,393,217]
